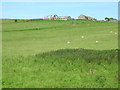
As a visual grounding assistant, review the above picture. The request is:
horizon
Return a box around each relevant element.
[1,2,118,20]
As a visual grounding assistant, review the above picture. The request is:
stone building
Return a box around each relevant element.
[44,14,72,20]
[78,14,97,21]
[55,16,72,20]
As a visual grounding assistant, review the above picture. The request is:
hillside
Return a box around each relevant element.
[2,19,118,88]
[2,19,118,57]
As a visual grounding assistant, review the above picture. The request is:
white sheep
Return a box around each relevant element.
[115,32,117,35]
[67,41,70,44]
[110,31,112,33]
[81,36,84,38]
[96,41,99,43]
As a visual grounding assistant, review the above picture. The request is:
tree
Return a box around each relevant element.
[14,19,17,22]
[105,17,110,21]
[105,17,117,21]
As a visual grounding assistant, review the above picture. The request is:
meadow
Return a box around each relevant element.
[2,19,118,88]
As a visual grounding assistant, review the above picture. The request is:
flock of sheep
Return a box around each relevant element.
[66,31,117,44]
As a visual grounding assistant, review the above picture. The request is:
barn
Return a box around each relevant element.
[78,14,97,21]
[55,16,72,20]
[44,14,72,20]
[44,14,58,20]
[78,14,88,20]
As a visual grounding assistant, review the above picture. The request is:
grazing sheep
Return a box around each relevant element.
[110,31,112,33]
[67,41,70,44]
[96,41,99,43]
[115,32,117,35]
[81,36,84,38]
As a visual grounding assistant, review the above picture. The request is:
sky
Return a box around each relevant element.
[1,0,119,2]
[1,2,118,20]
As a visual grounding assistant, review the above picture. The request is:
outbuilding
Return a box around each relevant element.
[55,16,72,20]
[78,14,97,21]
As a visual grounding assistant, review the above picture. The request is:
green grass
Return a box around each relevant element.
[2,49,118,88]
[2,19,118,88]
[3,20,118,57]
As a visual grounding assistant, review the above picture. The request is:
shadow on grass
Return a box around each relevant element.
[35,48,118,63]
[2,48,119,88]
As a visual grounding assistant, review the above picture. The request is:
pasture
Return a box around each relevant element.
[2,19,118,88]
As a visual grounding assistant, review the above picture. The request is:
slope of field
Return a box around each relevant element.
[2,19,118,88]
[2,20,118,57]
[3,49,118,88]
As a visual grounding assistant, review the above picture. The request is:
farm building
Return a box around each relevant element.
[78,14,97,21]
[97,20,106,22]
[109,19,117,21]
[55,16,72,20]
[44,14,72,20]
[44,14,58,20]
[78,14,88,20]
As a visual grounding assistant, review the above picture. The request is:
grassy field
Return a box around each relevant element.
[2,19,118,88]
